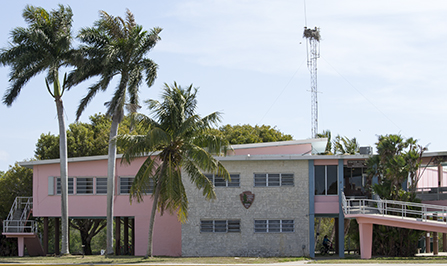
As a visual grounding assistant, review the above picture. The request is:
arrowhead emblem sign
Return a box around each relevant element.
[240,191,255,209]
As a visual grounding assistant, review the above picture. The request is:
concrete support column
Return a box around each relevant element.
[433,232,438,255]
[438,164,443,187]
[17,236,25,257]
[426,232,431,253]
[124,217,129,255]
[338,159,345,258]
[115,217,121,255]
[443,233,447,252]
[43,217,48,254]
[131,218,135,255]
[358,222,373,259]
[334,218,339,254]
[55,217,60,255]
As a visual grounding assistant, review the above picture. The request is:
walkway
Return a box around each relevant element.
[342,194,447,259]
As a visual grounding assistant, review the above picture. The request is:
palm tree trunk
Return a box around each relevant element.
[106,113,120,255]
[55,96,69,255]
[146,162,167,258]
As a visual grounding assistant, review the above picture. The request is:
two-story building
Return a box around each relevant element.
[5,138,447,258]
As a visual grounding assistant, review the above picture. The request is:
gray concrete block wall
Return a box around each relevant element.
[182,159,310,257]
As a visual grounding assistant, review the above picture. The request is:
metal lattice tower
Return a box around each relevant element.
[303,27,321,138]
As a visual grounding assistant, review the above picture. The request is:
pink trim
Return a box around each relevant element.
[314,159,338,165]
[314,195,339,214]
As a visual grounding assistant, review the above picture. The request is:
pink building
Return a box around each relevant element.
[6,139,326,257]
[5,138,447,259]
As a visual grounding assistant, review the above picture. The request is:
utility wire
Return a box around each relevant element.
[257,58,306,125]
[320,55,403,134]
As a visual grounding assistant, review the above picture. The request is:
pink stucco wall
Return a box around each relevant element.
[417,167,447,188]
[32,157,181,256]
[314,195,339,214]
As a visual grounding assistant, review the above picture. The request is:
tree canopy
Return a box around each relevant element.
[212,124,293,144]
[365,134,426,257]
[35,113,145,160]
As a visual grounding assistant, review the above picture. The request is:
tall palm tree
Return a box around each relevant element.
[118,83,230,258]
[0,4,74,254]
[67,9,162,254]
[333,135,359,155]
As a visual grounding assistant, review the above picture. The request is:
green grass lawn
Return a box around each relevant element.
[1,255,447,264]
[0,255,307,264]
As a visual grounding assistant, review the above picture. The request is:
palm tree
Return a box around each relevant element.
[118,83,230,258]
[333,135,359,155]
[0,4,74,254]
[67,9,162,254]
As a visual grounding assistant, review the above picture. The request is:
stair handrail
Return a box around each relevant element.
[344,195,447,224]
[3,197,35,233]
[19,197,32,222]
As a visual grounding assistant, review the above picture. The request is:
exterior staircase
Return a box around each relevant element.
[2,197,44,256]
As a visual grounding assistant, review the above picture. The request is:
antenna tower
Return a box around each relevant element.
[303,27,321,138]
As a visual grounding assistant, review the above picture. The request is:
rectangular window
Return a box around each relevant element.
[315,165,338,195]
[76,177,93,194]
[254,173,294,187]
[254,219,294,233]
[96,177,107,194]
[120,177,153,194]
[200,220,241,233]
[120,177,133,194]
[56,177,74,195]
[206,174,240,187]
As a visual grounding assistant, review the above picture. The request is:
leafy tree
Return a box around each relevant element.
[0,163,33,256]
[69,219,106,255]
[35,113,145,160]
[365,134,426,256]
[0,5,74,254]
[118,83,230,257]
[66,9,162,254]
[216,124,292,144]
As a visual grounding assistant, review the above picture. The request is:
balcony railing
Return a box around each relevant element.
[342,192,447,224]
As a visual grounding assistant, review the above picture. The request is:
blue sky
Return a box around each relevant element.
[1,0,447,171]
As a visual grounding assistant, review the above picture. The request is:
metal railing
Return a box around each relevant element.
[3,197,36,234]
[3,220,37,233]
[5,197,32,221]
[415,186,447,201]
[342,192,447,225]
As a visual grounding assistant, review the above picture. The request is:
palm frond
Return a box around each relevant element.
[129,156,158,202]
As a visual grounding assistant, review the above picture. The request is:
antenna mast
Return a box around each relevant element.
[303,27,321,138]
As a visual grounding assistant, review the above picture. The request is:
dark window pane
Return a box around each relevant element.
[227,220,240,232]
[281,174,294,186]
[228,174,240,187]
[214,175,226,187]
[254,174,267,187]
[96,178,107,194]
[120,177,133,194]
[268,174,280,187]
[269,220,281,232]
[214,220,227,232]
[282,220,294,232]
[254,220,267,232]
[315,166,326,195]
[76,177,93,194]
[327,165,338,195]
[200,221,213,233]
[56,177,74,195]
